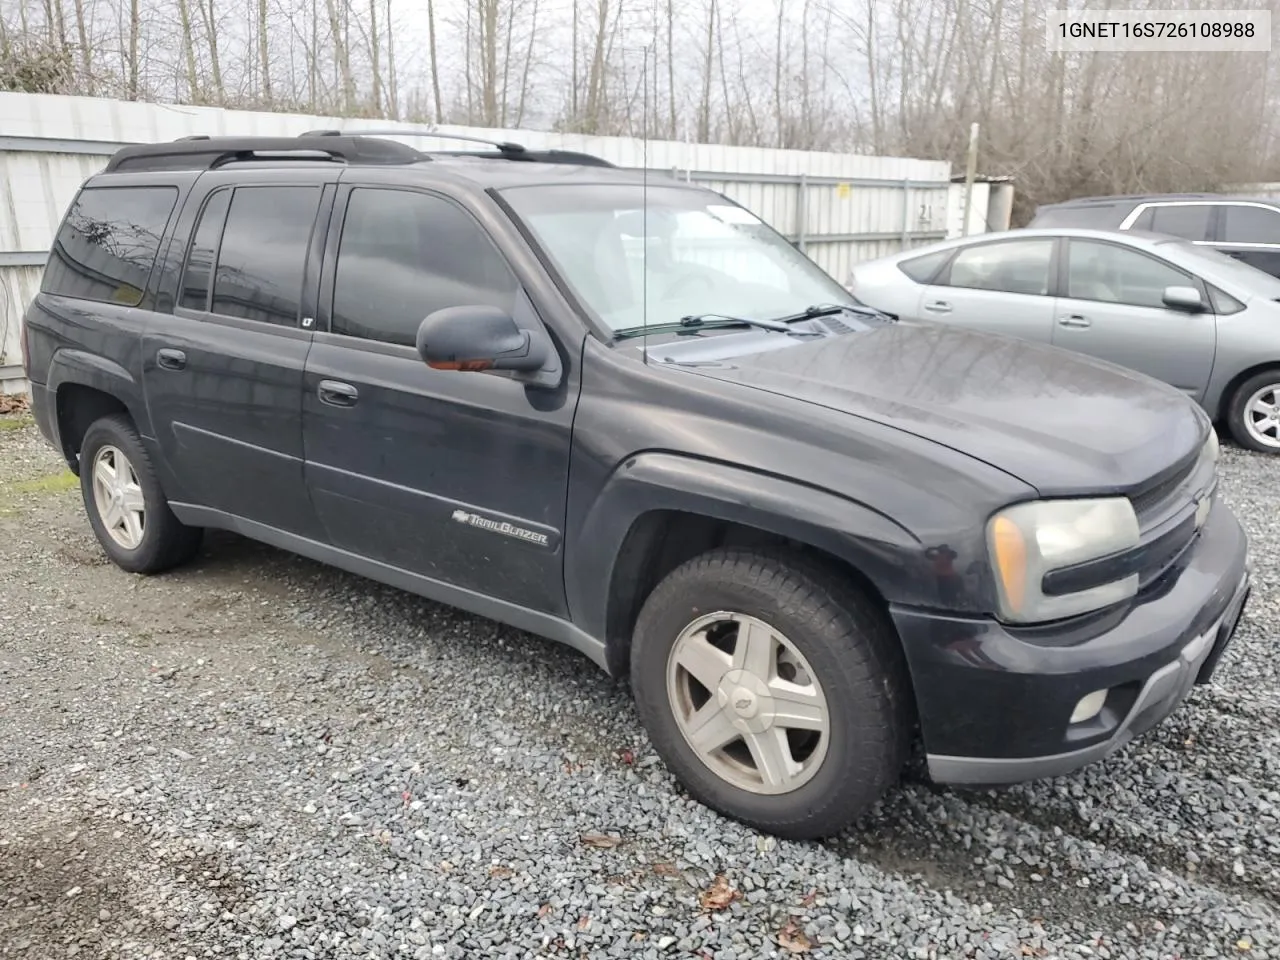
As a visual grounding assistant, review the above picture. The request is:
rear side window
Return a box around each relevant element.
[179,189,231,311]
[1145,204,1212,241]
[41,185,178,306]
[1221,204,1280,244]
[211,186,321,325]
[943,239,1054,296]
[897,249,950,283]
[331,188,519,347]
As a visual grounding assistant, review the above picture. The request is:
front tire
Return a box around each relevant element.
[629,548,910,840]
[1227,370,1280,453]
[79,414,202,574]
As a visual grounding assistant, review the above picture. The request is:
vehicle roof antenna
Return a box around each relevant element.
[641,29,653,367]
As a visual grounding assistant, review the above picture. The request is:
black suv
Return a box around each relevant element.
[1028,193,1280,279]
[22,133,1252,840]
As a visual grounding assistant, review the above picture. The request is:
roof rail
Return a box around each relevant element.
[103,135,425,173]
[300,128,616,167]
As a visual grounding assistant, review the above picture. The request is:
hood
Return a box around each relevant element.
[668,321,1207,497]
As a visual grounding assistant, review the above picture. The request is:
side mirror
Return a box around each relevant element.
[1162,285,1205,312]
[416,305,549,373]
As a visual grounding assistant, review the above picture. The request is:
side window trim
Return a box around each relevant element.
[1122,200,1214,241]
[1062,238,1207,308]
[317,183,535,349]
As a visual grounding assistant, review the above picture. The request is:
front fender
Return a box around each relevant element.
[565,452,924,646]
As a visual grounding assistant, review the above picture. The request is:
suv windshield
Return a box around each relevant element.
[500,183,856,333]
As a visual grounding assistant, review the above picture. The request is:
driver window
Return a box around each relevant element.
[331,187,519,347]
[1066,240,1193,308]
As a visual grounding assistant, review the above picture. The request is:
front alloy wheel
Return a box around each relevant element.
[667,612,830,795]
[630,547,910,840]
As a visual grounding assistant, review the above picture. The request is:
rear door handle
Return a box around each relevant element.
[923,300,952,314]
[156,348,187,370]
[1058,314,1092,328]
[317,380,359,407]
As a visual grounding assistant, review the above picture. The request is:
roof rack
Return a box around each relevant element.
[102,130,615,174]
[301,128,616,167]
[103,134,426,173]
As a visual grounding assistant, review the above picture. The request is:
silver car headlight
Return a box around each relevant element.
[987,497,1140,623]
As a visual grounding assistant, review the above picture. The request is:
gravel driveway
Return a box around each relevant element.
[0,410,1276,960]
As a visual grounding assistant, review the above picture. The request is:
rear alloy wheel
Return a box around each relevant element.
[630,548,910,840]
[79,414,202,574]
[1228,371,1280,453]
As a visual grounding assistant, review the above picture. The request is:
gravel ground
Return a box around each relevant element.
[0,409,1276,960]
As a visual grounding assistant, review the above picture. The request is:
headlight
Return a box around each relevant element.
[987,498,1140,623]
[1203,428,1219,468]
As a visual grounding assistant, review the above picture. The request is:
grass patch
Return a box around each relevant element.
[0,415,34,432]
[3,470,78,496]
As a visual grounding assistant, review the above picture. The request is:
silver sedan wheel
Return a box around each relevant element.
[91,445,146,550]
[1245,384,1280,449]
[666,611,830,795]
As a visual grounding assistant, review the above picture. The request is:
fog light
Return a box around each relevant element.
[1070,689,1108,724]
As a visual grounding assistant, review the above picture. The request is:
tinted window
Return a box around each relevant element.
[41,186,178,306]
[180,189,231,311]
[211,186,321,325]
[332,188,519,347]
[945,239,1053,295]
[1147,204,1211,241]
[898,249,950,283]
[1222,204,1280,244]
[1066,240,1192,308]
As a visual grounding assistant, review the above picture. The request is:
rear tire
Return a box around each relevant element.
[629,547,910,840]
[1227,370,1280,453]
[79,414,202,574]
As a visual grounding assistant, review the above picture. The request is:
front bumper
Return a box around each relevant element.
[891,499,1250,786]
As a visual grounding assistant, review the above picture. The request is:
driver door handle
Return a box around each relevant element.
[1058,314,1092,328]
[156,348,187,370]
[317,380,359,407]
[923,300,952,314]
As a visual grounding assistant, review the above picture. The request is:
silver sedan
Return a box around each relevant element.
[847,227,1280,453]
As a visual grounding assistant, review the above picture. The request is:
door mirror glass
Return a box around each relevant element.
[1162,285,1205,312]
[416,305,548,372]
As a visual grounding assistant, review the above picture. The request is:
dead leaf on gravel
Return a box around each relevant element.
[537,903,553,919]
[577,915,591,931]
[651,862,679,877]
[580,833,622,849]
[488,865,513,879]
[0,394,29,414]
[776,919,811,953]
[698,873,740,911]
[1020,946,1049,958]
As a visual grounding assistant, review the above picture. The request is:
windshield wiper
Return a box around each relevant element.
[613,313,822,340]
[767,302,895,324]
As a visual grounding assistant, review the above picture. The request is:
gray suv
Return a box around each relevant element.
[20,133,1252,840]
[1029,193,1280,279]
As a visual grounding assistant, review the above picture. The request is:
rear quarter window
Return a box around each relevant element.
[897,249,951,283]
[41,185,179,307]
